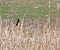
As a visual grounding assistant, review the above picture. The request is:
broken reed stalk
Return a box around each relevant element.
[11,17,15,35]
[0,16,2,50]
[48,1,51,31]
[55,3,59,30]
[5,18,9,38]
[20,14,25,37]
[26,27,29,38]
[0,16,2,34]
[57,2,59,10]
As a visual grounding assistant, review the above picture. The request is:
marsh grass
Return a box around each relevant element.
[0,16,60,50]
[0,0,60,50]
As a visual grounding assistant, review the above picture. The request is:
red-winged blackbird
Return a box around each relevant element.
[16,18,20,26]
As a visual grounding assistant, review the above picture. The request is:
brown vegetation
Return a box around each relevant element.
[0,16,60,50]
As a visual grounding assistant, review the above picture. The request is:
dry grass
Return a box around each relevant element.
[0,0,60,50]
[0,16,60,50]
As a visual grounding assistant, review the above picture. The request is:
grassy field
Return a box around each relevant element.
[0,0,60,19]
[0,0,60,50]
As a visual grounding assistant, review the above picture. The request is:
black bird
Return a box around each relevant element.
[16,18,20,26]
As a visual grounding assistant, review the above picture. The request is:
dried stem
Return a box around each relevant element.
[20,14,25,37]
